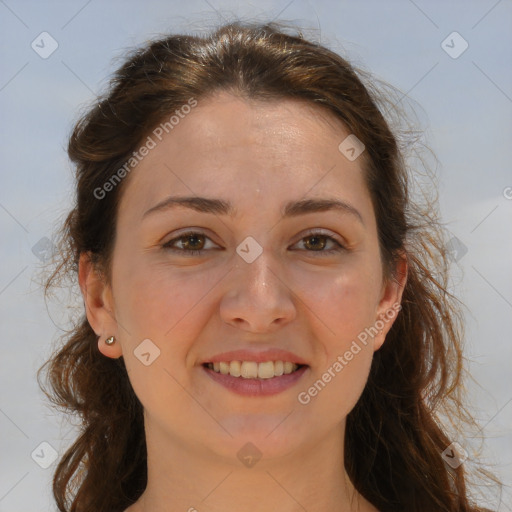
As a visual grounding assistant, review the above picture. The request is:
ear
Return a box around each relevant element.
[78,252,123,359]
[373,253,408,351]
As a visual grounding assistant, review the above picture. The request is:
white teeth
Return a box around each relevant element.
[229,360,241,377]
[241,361,258,378]
[207,360,300,379]
[283,361,294,374]
[257,361,274,379]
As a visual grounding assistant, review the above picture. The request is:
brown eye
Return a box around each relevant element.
[179,234,205,250]
[303,235,328,251]
[162,231,218,255]
[292,231,345,255]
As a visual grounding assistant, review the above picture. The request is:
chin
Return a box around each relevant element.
[209,415,306,460]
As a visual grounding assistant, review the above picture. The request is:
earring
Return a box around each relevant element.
[105,336,116,345]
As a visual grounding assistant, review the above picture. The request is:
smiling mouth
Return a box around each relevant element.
[203,361,306,379]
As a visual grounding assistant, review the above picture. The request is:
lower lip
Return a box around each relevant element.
[202,365,309,396]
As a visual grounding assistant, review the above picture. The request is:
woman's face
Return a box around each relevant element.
[88,92,404,463]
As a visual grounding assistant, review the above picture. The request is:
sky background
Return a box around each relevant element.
[0,0,511,510]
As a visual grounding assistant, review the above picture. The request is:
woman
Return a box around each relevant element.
[40,21,496,511]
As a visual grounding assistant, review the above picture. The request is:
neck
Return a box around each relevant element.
[127,419,375,512]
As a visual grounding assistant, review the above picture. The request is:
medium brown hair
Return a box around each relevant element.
[40,21,496,512]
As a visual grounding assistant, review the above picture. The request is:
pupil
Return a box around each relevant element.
[306,236,325,251]
[186,235,203,249]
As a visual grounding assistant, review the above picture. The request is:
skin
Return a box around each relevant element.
[80,91,406,512]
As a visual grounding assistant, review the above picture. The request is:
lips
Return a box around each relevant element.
[202,363,309,396]
[200,349,309,395]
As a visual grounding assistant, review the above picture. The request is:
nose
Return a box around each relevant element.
[219,251,296,333]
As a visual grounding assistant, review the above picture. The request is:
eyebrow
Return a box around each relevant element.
[142,196,364,224]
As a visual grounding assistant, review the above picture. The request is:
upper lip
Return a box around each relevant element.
[201,349,309,365]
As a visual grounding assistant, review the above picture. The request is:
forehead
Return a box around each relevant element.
[173,92,350,160]
[117,92,371,221]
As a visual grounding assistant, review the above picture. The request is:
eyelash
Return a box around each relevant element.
[162,230,346,256]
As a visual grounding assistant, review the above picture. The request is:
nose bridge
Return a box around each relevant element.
[234,244,283,300]
[220,243,296,331]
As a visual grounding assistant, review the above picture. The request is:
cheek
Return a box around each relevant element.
[111,259,226,416]
[290,260,380,414]
[298,344,373,424]
[295,270,376,419]
[289,258,382,345]
[112,255,224,353]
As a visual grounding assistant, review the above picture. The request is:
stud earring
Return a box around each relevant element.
[105,336,116,346]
